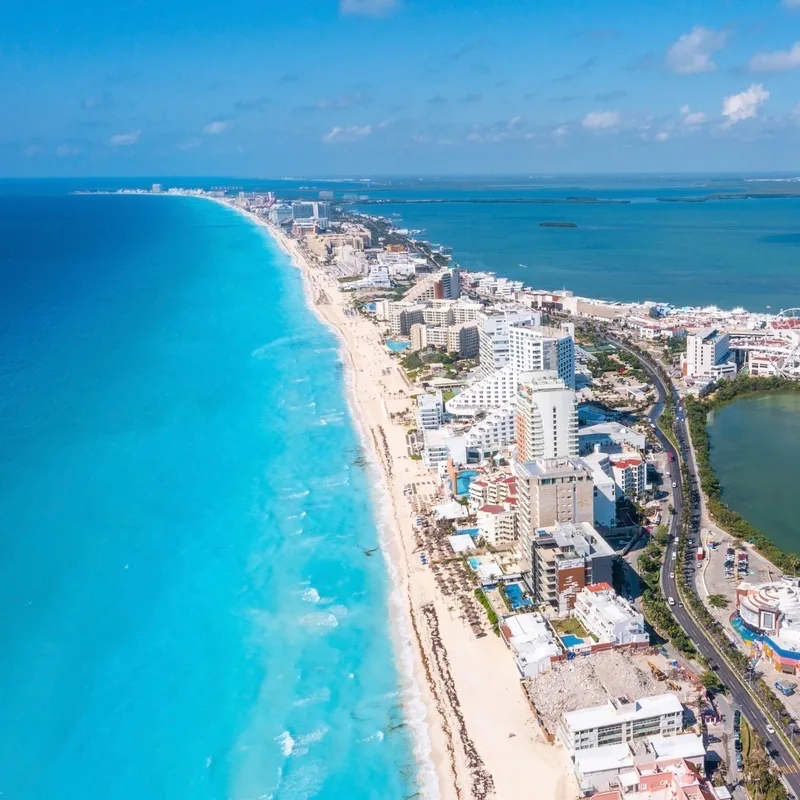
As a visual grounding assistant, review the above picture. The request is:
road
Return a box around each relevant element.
[609,335,800,795]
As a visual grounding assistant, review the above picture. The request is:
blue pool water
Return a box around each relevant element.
[455,470,478,496]
[385,339,411,352]
[561,635,586,648]
[456,528,480,540]
[468,557,481,570]
[505,583,533,610]
[0,191,424,799]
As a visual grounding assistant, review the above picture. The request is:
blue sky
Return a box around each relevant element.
[3,0,800,176]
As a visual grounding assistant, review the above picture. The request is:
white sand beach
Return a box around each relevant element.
[210,198,575,800]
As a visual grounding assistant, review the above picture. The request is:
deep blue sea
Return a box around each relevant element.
[0,192,424,799]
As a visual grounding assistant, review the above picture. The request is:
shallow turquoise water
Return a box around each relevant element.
[0,194,421,799]
[708,393,800,556]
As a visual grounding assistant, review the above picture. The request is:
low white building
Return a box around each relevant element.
[558,694,683,755]
[416,391,444,430]
[422,427,467,470]
[573,583,649,646]
[501,612,561,677]
[578,422,647,456]
[572,732,705,796]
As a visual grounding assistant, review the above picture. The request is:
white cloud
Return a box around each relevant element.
[680,105,708,125]
[582,110,620,130]
[322,125,373,143]
[340,0,398,16]
[684,111,708,125]
[655,132,670,141]
[666,26,727,74]
[56,144,81,157]
[203,120,230,135]
[722,83,769,126]
[109,131,140,146]
[749,42,800,72]
[552,124,569,137]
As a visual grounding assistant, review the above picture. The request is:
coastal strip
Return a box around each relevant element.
[202,195,573,799]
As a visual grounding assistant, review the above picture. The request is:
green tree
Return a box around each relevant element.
[701,670,725,694]
[708,594,729,609]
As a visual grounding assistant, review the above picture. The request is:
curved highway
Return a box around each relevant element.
[608,335,800,794]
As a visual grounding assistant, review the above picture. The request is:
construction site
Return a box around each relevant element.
[523,650,701,737]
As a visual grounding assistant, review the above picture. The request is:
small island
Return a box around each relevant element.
[539,221,578,228]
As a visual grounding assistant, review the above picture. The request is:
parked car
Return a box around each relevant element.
[766,723,776,735]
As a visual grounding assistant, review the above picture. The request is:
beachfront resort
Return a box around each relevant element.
[153,184,796,800]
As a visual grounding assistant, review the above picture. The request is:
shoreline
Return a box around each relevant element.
[201,196,574,799]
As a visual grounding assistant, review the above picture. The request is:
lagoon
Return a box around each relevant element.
[708,393,800,556]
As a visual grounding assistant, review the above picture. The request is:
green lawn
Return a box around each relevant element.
[552,618,589,638]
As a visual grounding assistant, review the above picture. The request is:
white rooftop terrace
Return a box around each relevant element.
[563,694,683,733]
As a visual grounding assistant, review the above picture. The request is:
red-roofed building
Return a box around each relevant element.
[476,499,517,546]
[610,454,646,498]
[468,471,517,511]
[591,758,726,800]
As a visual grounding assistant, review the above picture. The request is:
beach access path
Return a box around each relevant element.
[216,201,574,800]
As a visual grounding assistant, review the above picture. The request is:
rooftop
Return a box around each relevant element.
[563,693,683,733]
[536,521,615,559]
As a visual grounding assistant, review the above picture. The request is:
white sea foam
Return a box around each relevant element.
[299,612,339,629]
[286,489,310,499]
[327,604,348,619]
[302,587,321,604]
[293,687,331,707]
[251,335,307,358]
[270,762,326,799]
[359,730,385,743]
[276,731,295,757]
[231,209,440,799]
[285,511,307,520]
[296,725,329,746]
[318,474,349,489]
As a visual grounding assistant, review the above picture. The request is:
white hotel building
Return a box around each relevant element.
[558,694,684,754]
[573,584,649,646]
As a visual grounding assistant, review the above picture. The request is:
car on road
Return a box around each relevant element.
[670,572,674,579]
[668,597,676,606]
[766,723,776,735]
[672,481,678,488]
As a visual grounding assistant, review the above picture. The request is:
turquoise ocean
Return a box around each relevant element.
[0,192,427,799]
[3,174,800,795]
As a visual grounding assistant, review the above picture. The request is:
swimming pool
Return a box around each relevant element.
[455,470,478,496]
[456,527,480,540]
[468,557,481,570]
[561,634,586,648]
[385,339,411,352]
[505,583,533,610]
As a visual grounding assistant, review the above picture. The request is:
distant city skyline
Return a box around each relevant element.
[4,0,800,176]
